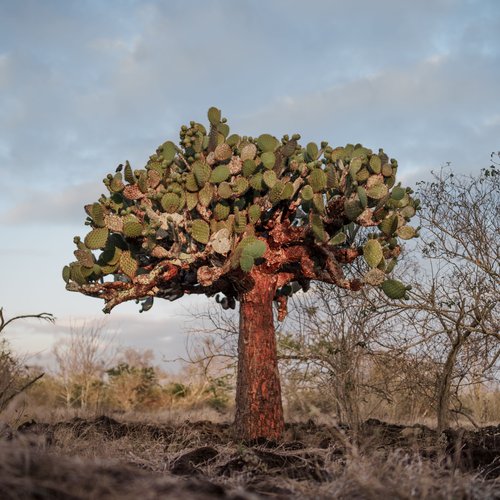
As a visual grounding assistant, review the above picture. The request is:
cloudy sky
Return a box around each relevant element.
[1,0,499,370]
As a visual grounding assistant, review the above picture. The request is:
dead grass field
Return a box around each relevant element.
[2,413,500,499]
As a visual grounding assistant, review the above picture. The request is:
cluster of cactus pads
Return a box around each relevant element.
[64,107,419,310]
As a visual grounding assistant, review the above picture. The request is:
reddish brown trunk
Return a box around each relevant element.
[234,272,285,441]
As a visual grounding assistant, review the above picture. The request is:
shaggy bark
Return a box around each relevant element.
[234,272,284,441]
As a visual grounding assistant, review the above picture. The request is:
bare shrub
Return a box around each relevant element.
[0,308,54,414]
[52,320,115,411]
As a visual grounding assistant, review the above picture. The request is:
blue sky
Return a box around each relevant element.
[1,0,499,369]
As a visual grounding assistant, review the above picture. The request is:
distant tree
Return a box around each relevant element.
[365,165,500,430]
[63,108,418,440]
[106,348,160,411]
[53,320,115,410]
[411,165,499,431]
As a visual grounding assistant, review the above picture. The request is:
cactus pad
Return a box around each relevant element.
[381,279,408,300]
[84,228,109,250]
[210,165,231,183]
[65,106,418,310]
[191,220,210,244]
[363,239,383,268]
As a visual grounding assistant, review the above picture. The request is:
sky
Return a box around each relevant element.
[1,0,499,371]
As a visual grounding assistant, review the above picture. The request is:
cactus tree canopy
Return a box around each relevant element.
[64,107,419,440]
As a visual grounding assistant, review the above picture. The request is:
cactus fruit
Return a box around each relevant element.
[191,219,210,244]
[381,279,409,300]
[363,239,383,268]
[84,228,109,250]
[210,165,231,183]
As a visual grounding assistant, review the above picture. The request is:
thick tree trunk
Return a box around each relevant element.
[234,272,285,441]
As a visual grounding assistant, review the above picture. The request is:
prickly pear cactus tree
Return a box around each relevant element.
[64,107,419,440]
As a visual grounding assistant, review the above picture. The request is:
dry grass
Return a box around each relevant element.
[1,412,500,499]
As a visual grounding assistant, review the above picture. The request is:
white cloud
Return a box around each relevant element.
[0,182,102,225]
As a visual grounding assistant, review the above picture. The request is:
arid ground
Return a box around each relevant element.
[2,414,500,499]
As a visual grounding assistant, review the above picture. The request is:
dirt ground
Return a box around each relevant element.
[2,416,500,499]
